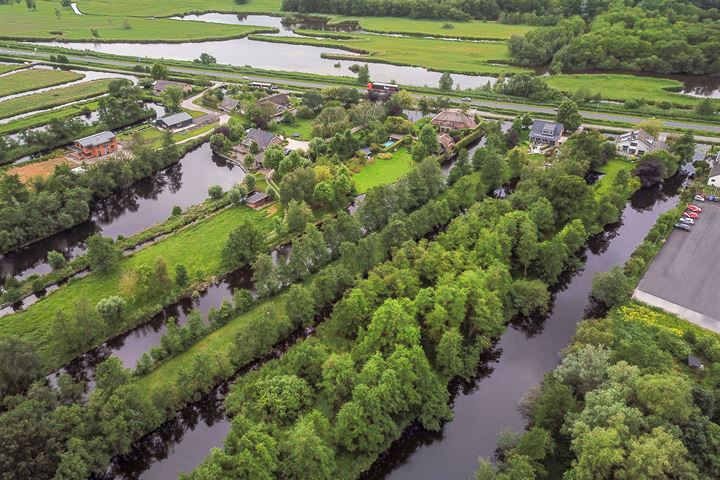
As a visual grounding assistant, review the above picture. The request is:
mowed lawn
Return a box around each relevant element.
[332,16,535,40]
[0,63,26,74]
[256,32,529,75]
[0,2,274,42]
[353,147,415,193]
[270,117,315,140]
[80,0,282,16]
[0,205,273,368]
[0,79,111,119]
[0,69,84,98]
[594,157,634,197]
[546,74,713,107]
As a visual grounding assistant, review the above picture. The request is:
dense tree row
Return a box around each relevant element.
[509,6,720,74]
[480,302,720,480]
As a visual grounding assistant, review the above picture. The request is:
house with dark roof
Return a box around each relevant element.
[234,128,283,168]
[70,131,117,160]
[614,129,667,157]
[258,93,293,118]
[529,120,564,147]
[156,112,193,130]
[219,97,240,112]
[245,191,271,209]
[153,80,192,95]
[431,109,477,133]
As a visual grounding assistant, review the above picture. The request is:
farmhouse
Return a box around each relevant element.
[234,128,282,168]
[245,191,271,209]
[69,131,117,160]
[153,80,192,95]
[529,120,564,147]
[431,109,477,133]
[156,112,193,130]
[219,97,240,112]
[258,93,292,117]
[614,129,667,156]
[708,163,720,187]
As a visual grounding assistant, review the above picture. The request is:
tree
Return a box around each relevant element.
[556,99,582,132]
[86,235,121,274]
[509,279,550,316]
[208,184,224,200]
[246,101,277,129]
[636,118,663,138]
[222,220,266,267]
[670,131,695,163]
[251,374,313,425]
[0,336,42,397]
[96,296,126,326]
[175,263,189,288]
[436,328,464,378]
[196,52,216,65]
[591,266,630,308]
[47,250,67,270]
[695,98,715,116]
[95,357,130,394]
[322,353,357,409]
[286,200,312,234]
[439,72,453,91]
[554,344,609,395]
[357,64,370,84]
[282,415,336,480]
[286,284,316,328]
[162,85,184,114]
[150,63,168,80]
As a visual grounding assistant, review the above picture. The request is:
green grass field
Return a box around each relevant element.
[546,74,713,107]
[76,0,282,17]
[0,2,275,42]
[0,79,111,119]
[331,16,535,40]
[0,100,98,135]
[270,117,315,140]
[0,205,273,369]
[254,31,528,75]
[0,69,84,98]
[353,147,415,193]
[594,157,634,197]
[0,63,26,74]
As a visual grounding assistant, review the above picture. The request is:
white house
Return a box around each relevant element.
[614,129,667,156]
[708,163,720,187]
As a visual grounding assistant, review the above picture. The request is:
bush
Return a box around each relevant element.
[208,185,224,200]
[171,205,182,216]
[47,250,67,270]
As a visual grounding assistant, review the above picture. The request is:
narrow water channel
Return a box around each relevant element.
[364,175,683,480]
[0,143,246,282]
[96,170,682,479]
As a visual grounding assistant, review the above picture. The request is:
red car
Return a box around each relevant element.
[684,211,700,219]
[687,204,703,213]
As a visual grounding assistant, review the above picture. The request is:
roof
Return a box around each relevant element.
[244,128,280,150]
[430,109,477,130]
[158,112,193,127]
[530,120,564,141]
[710,163,720,178]
[615,129,667,152]
[688,356,704,369]
[438,133,455,151]
[75,131,115,147]
[245,191,269,204]
[220,97,240,111]
[259,93,290,106]
[154,80,190,92]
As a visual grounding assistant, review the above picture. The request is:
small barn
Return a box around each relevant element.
[245,191,271,209]
[156,112,193,130]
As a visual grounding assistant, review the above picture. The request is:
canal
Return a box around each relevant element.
[97,171,682,479]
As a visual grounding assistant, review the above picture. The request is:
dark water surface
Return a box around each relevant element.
[0,143,246,282]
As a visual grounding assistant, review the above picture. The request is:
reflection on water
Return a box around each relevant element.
[0,143,244,282]
[362,176,682,480]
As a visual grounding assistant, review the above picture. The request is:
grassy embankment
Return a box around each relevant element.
[0,69,83,97]
[0,100,99,135]
[330,16,534,40]
[352,147,415,194]
[546,74,718,108]
[0,204,274,370]
[0,78,112,119]
[79,0,283,16]
[0,2,277,42]
[0,63,26,74]
[251,30,530,75]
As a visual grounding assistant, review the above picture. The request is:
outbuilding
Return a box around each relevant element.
[708,163,720,187]
[245,191,271,209]
[219,97,240,112]
[153,80,192,95]
[156,112,193,130]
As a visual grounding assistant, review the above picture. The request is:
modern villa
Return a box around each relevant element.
[614,129,667,156]
[70,131,117,160]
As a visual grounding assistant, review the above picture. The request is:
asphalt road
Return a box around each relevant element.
[636,201,720,325]
[2,46,720,136]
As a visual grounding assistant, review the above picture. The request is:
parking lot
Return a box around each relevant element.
[634,201,720,331]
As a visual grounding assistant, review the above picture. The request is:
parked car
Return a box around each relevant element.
[679,217,695,225]
[687,204,703,213]
[684,211,699,219]
[460,97,471,102]
[242,75,250,80]
[674,223,692,232]
[694,194,706,202]
[708,195,719,202]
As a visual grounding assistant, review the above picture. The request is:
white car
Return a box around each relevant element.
[242,75,250,80]
[679,217,695,225]
[460,97,471,102]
